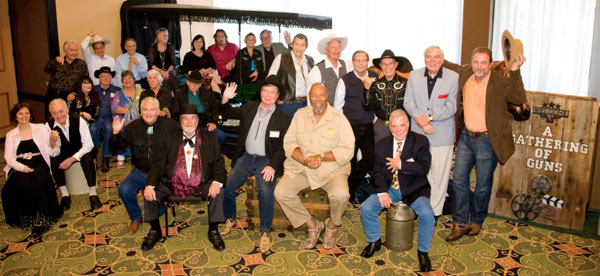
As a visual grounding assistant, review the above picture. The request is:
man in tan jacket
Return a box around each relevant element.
[274,83,354,250]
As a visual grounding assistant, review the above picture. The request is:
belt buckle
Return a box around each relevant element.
[23,152,33,160]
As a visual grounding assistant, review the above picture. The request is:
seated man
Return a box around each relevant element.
[47,98,101,211]
[109,97,179,234]
[141,104,227,251]
[219,76,291,253]
[274,83,354,250]
[171,69,227,147]
[359,109,435,272]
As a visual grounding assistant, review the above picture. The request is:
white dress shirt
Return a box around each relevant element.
[334,70,369,111]
[378,137,406,196]
[267,53,311,97]
[182,136,223,187]
[47,117,94,161]
[81,35,116,86]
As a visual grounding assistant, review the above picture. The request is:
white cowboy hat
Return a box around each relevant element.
[317,33,348,55]
[91,34,111,46]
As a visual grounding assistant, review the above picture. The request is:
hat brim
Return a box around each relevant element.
[373,56,403,70]
[501,30,523,69]
[186,76,204,84]
[317,36,348,55]
[92,39,111,46]
[94,71,116,78]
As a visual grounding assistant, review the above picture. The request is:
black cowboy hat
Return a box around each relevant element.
[372,49,413,73]
[186,70,204,84]
[94,66,116,78]
[180,104,198,116]
[257,75,283,95]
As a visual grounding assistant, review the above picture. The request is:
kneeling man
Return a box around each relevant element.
[359,109,435,272]
[274,83,354,250]
[142,104,227,251]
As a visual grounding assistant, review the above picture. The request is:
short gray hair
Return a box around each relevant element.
[141,96,160,110]
[389,109,408,121]
[63,40,78,51]
[147,69,164,84]
[424,45,444,58]
[260,29,272,37]
[49,98,68,111]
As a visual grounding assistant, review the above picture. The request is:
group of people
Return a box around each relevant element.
[4,28,527,273]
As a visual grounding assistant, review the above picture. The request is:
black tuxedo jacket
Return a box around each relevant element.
[222,101,291,175]
[373,131,431,205]
[146,130,227,191]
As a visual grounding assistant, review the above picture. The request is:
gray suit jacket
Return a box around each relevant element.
[256,43,289,71]
[403,67,459,147]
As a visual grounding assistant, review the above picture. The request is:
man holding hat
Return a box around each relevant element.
[308,34,353,105]
[109,97,180,234]
[82,31,116,85]
[92,66,121,172]
[363,49,410,143]
[141,103,230,251]
[219,76,291,253]
[171,70,227,148]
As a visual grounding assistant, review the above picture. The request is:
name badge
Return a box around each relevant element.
[269,131,280,138]
[110,92,115,98]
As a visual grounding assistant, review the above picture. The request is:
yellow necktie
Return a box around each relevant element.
[391,141,403,190]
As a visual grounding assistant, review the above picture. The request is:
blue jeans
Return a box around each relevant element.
[118,167,164,220]
[223,153,276,231]
[452,129,498,226]
[278,101,307,119]
[200,126,227,148]
[90,116,113,157]
[360,186,435,252]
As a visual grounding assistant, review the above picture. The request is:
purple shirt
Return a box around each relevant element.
[206,42,239,79]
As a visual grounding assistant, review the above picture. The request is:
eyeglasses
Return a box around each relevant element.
[353,59,368,63]
[380,62,396,67]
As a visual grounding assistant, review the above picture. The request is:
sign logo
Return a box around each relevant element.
[532,102,569,123]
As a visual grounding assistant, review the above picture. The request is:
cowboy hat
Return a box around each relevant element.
[94,66,115,78]
[180,104,199,116]
[317,34,348,55]
[372,49,412,72]
[257,75,283,95]
[90,34,111,46]
[186,70,204,84]
[501,30,523,69]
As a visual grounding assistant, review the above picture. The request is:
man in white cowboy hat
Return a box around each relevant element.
[308,33,353,105]
[81,31,116,85]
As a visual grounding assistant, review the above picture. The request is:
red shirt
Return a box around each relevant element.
[206,42,239,79]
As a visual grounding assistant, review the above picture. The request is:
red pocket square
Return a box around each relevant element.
[438,94,449,99]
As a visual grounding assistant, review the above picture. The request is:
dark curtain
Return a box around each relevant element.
[120,0,182,56]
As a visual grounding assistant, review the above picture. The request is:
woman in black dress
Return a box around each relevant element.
[147,27,179,92]
[180,34,217,74]
[2,103,62,236]
[67,76,100,124]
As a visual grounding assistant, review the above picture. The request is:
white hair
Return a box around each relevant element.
[147,69,164,84]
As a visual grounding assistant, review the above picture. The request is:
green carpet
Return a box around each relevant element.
[1,160,599,275]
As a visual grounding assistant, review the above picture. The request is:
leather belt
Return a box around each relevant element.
[284,96,307,104]
[467,129,488,137]
[376,118,389,127]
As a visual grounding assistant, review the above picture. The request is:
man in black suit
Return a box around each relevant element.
[359,109,435,272]
[218,76,291,253]
[141,104,228,251]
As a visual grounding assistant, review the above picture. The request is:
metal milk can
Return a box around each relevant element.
[385,201,415,251]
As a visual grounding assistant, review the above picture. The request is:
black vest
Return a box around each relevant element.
[49,115,83,159]
[276,52,314,102]
[341,70,378,125]
[316,59,347,105]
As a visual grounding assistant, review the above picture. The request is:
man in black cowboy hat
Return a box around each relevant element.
[141,103,228,251]
[92,66,121,172]
[218,76,291,253]
[171,70,228,148]
[363,50,411,143]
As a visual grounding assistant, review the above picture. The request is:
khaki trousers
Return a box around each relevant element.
[274,172,350,228]
[427,144,454,216]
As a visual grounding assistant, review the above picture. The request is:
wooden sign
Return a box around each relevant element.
[489,91,599,230]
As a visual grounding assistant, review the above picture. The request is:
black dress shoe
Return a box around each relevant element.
[89,195,102,210]
[360,238,382,258]
[59,196,71,211]
[141,229,162,251]
[208,230,225,251]
[418,250,432,272]
[31,226,47,237]
[101,157,110,173]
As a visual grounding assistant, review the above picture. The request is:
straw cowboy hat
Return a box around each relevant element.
[91,34,111,46]
[317,33,348,55]
[501,30,523,69]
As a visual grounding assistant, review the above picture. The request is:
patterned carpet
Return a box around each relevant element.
[1,160,600,275]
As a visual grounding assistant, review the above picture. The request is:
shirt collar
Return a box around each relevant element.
[53,118,69,130]
[324,58,343,69]
[424,68,443,79]
[353,70,369,80]
[258,103,276,114]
